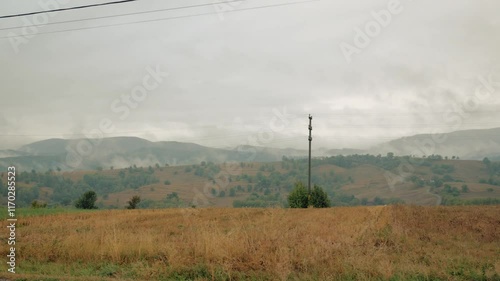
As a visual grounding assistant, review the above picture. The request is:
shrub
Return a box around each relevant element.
[75,191,98,209]
[31,200,47,209]
[126,195,141,209]
[288,182,330,208]
[374,197,385,205]
[432,164,455,175]
[288,182,308,208]
[310,185,330,208]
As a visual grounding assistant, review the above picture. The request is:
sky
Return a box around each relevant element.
[0,0,499,151]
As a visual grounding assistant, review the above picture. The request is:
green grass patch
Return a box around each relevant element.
[4,261,500,281]
[0,207,95,220]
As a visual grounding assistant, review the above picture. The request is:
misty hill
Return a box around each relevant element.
[3,127,500,172]
[18,137,154,156]
[324,148,366,156]
[0,149,29,158]
[1,137,309,172]
[370,127,500,160]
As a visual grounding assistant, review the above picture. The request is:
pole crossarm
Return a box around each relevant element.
[308,114,313,195]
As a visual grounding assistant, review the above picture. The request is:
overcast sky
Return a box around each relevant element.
[0,0,499,150]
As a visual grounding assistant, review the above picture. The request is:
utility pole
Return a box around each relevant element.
[308,114,312,195]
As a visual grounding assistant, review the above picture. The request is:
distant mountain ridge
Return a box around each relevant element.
[1,127,499,171]
[369,127,500,160]
[0,137,310,171]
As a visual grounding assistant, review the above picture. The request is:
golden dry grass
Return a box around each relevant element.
[1,205,499,280]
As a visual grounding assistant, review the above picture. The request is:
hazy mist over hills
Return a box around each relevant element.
[369,127,500,160]
[1,127,499,171]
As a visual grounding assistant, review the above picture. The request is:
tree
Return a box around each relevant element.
[483,157,491,166]
[166,192,179,200]
[374,197,385,205]
[75,191,98,209]
[310,185,330,208]
[164,192,183,207]
[126,195,141,209]
[31,200,47,209]
[288,182,309,208]
[361,197,369,206]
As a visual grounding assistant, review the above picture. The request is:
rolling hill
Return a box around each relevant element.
[370,127,500,160]
[0,137,308,172]
[2,154,499,208]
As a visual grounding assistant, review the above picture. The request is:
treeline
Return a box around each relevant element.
[133,192,188,209]
[482,158,500,186]
[0,178,41,207]
[7,167,159,207]
[282,153,458,171]
[442,197,500,206]
[229,169,401,208]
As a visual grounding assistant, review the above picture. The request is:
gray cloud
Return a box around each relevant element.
[0,0,499,150]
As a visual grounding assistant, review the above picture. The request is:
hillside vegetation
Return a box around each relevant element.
[1,154,500,209]
[0,205,499,280]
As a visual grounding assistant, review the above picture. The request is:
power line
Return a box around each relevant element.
[0,0,138,19]
[0,0,319,39]
[0,0,246,32]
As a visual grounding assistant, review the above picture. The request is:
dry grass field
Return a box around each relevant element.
[1,205,499,280]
